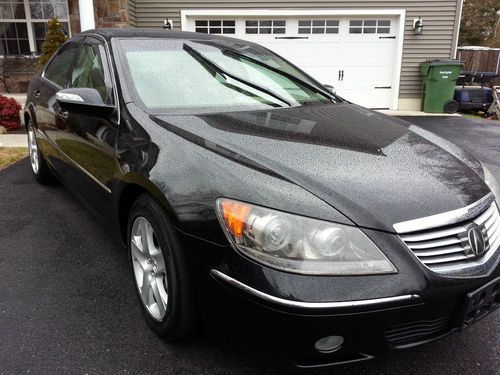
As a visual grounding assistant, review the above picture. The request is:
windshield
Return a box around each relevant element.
[117,38,333,111]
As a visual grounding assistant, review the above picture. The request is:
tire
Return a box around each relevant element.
[127,194,197,341]
[27,120,54,184]
[444,100,459,114]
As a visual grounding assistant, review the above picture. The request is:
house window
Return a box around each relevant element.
[349,20,391,34]
[298,20,339,34]
[376,20,391,34]
[195,20,235,34]
[0,0,70,55]
[0,22,29,54]
[245,20,286,34]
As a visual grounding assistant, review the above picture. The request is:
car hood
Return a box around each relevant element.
[151,103,490,232]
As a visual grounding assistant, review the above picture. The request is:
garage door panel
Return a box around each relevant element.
[301,66,343,86]
[187,14,399,109]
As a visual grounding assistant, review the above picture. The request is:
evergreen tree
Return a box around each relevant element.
[39,18,67,67]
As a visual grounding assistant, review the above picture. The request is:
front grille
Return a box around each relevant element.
[399,201,500,272]
[385,317,452,348]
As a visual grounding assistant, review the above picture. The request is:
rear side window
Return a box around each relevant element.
[43,41,79,87]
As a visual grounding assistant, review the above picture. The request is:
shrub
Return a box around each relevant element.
[0,95,21,131]
[39,18,67,67]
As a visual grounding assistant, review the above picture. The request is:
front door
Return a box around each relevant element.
[31,39,80,166]
[56,36,118,221]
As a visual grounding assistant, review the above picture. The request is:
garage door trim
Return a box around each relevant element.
[181,8,406,110]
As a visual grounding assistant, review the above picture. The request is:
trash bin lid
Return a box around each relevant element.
[423,59,464,66]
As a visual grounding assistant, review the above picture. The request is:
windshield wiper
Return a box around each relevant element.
[220,47,338,102]
[183,43,292,107]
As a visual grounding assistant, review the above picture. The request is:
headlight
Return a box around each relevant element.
[215,198,396,275]
[481,163,500,202]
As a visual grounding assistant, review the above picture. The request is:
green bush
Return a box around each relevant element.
[0,95,21,131]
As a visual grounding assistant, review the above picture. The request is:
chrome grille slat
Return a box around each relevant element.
[413,245,465,257]
[488,224,500,250]
[483,209,499,230]
[405,236,461,250]
[397,200,500,272]
[474,203,496,225]
[489,218,500,239]
[422,253,469,265]
[400,226,466,242]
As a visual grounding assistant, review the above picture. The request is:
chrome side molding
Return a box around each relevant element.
[393,193,495,234]
[210,269,421,310]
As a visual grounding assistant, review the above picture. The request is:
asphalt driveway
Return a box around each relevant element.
[0,116,499,374]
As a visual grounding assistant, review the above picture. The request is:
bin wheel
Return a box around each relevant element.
[444,100,459,114]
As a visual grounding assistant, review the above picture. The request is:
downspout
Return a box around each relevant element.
[79,0,96,32]
[451,0,464,58]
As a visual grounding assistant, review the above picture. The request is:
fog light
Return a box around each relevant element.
[314,335,344,354]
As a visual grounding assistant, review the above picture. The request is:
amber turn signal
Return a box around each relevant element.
[219,199,251,239]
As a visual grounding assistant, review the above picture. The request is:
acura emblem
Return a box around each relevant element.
[466,224,486,256]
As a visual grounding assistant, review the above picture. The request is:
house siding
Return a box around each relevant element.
[130,0,461,102]
[128,0,137,26]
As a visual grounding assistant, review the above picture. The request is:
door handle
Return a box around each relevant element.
[33,89,40,99]
[274,36,309,40]
[341,70,344,81]
[338,70,341,81]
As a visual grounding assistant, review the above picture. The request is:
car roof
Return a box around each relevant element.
[80,28,237,42]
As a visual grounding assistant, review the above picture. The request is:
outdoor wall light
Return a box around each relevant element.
[163,19,173,29]
[413,17,424,35]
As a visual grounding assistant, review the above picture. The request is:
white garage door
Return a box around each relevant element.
[184,13,401,109]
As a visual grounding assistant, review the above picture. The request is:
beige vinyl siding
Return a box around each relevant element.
[128,0,137,26]
[129,0,461,99]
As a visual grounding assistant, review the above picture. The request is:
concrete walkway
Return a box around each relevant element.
[5,93,26,106]
[0,134,27,148]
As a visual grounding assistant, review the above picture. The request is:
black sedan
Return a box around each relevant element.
[24,29,500,368]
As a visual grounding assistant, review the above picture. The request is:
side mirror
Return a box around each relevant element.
[323,84,336,94]
[56,88,115,119]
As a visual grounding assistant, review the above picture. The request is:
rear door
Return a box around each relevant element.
[31,39,80,166]
[56,36,118,221]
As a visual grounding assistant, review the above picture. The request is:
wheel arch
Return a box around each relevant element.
[24,104,37,130]
[116,175,178,244]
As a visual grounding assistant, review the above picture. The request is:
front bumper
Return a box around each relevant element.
[200,267,500,368]
[180,196,500,368]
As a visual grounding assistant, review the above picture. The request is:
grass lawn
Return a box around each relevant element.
[460,112,486,119]
[0,147,28,171]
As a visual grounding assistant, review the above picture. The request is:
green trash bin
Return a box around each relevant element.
[420,60,463,113]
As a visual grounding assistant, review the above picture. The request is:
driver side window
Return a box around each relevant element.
[43,42,79,87]
[69,38,114,105]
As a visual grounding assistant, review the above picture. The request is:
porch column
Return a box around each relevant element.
[79,0,95,31]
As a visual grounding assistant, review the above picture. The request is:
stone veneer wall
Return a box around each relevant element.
[68,0,130,34]
[94,0,129,29]
[2,1,131,93]
[68,0,81,35]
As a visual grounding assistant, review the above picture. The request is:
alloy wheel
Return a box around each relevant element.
[27,127,39,174]
[131,216,169,321]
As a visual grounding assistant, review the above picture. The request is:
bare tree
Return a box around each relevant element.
[459,0,500,46]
